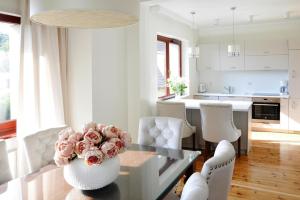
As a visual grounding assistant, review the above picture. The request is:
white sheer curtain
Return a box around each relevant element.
[17,0,68,176]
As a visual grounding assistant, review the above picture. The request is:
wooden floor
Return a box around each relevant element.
[193,131,300,200]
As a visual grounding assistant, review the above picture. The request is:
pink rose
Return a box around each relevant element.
[58,127,75,141]
[84,147,104,165]
[83,122,97,133]
[101,142,119,158]
[118,131,131,147]
[84,129,102,144]
[55,140,75,158]
[68,132,83,143]
[54,152,69,167]
[109,138,125,150]
[103,125,119,138]
[96,124,106,133]
[75,140,93,158]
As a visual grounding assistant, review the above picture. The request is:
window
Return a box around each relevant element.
[156,35,182,98]
[0,14,21,139]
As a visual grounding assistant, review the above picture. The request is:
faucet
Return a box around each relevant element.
[224,86,234,94]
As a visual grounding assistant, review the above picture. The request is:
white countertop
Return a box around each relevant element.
[168,99,252,112]
[194,92,289,99]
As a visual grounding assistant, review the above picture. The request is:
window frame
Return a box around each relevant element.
[157,35,182,99]
[0,13,21,139]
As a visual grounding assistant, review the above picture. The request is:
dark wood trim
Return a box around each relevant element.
[0,13,21,24]
[0,119,17,139]
[157,35,182,98]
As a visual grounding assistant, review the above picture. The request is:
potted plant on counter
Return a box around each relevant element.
[167,76,188,97]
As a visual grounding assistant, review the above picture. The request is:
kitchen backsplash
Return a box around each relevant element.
[198,70,288,94]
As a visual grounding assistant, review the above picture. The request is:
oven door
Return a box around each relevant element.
[252,102,280,123]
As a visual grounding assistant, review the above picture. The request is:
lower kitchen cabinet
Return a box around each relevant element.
[280,98,289,130]
[289,98,300,131]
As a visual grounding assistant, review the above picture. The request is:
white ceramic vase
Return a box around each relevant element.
[64,156,120,190]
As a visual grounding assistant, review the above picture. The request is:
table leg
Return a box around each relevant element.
[184,163,194,183]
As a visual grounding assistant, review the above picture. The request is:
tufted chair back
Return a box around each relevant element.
[23,125,66,173]
[200,103,240,143]
[0,140,12,185]
[138,117,183,149]
[201,140,236,200]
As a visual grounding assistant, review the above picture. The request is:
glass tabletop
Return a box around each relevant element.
[0,144,200,200]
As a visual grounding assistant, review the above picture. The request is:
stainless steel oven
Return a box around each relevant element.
[252,97,280,123]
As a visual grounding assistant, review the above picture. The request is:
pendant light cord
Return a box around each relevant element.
[231,7,236,46]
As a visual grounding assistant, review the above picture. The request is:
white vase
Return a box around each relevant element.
[64,156,120,190]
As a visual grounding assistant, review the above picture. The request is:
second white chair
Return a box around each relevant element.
[138,116,183,149]
[200,103,241,159]
[157,101,196,150]
[23,125,66,173]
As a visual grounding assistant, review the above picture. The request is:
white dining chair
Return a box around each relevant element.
[180,172,209,200]
[23,125,66,173]
[138,117,183,149]
[157,101,196,150]
[201,140,236,200]
[0,140,12,185]
[200,103,241,159]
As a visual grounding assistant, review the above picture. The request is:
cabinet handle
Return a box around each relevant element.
[231,66,237,69]
[263,51,270,54]
[264,66,271,69]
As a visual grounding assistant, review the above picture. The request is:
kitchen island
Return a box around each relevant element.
[168,99,253,154]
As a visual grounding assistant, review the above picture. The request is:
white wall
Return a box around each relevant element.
[67,25,140,141]
[67,29,93,131]
[196,20,300,94]
[139,4,195,117]
[92,28,128,129]
[0,0,21,15]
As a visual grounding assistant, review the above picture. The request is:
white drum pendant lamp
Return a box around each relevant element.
[30,0,139,28]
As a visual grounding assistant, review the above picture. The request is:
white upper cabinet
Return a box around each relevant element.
[288,39,300,50]
[289,50,300,99]
[198,43,220,71]
[220,42,245,71]
[245,55,289,70]
[245,40,288,55]
[245,40,288,70]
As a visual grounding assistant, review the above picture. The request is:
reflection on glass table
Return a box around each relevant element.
[0,144,200,200]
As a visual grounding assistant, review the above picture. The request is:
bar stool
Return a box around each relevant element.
[200,103,241,160]
[157,101,197,150]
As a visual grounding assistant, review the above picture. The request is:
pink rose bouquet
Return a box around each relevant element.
[54,122,131,167]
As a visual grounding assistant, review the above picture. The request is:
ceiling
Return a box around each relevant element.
[146,0,300,28]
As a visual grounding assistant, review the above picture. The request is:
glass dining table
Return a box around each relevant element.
[0,144,200,200]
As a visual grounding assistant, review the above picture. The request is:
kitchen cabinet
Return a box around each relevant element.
[289,99,300,131]
[289,50,300,98]
[280,98,289,130]
[245,55,288,70]
[220,42,245,71]
[288,39,300,50]
[245,40,288,55]
[198,43,220,71]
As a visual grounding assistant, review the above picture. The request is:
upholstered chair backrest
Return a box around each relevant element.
[0,140,12,185]
[181,172,209,200]
[201,140,236,200]
[23,126,66,173]
[138,117,183,149]
[157,101,186,120]
[200,103,239,143]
